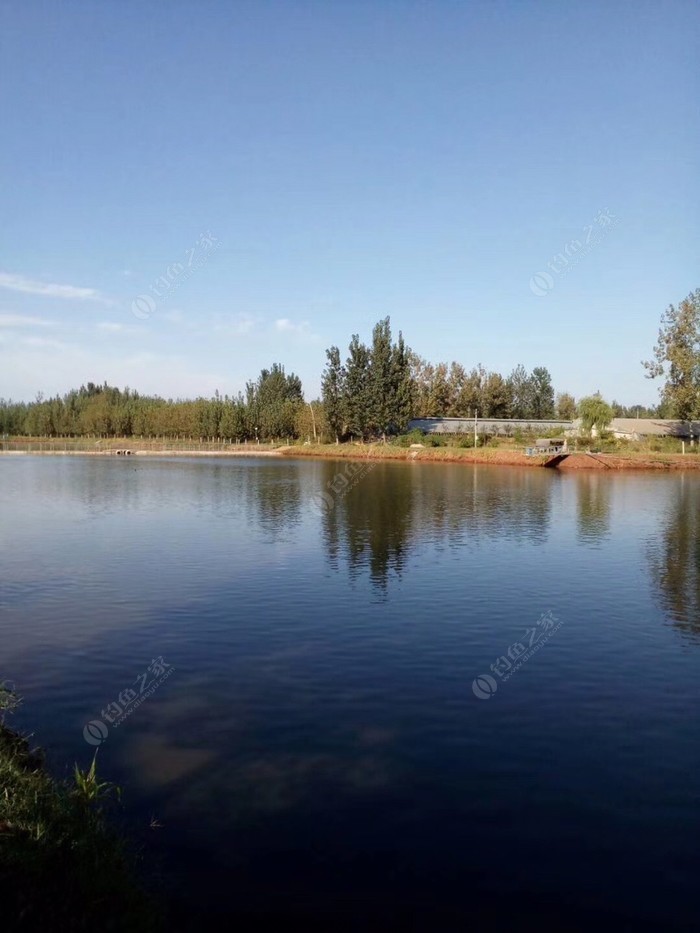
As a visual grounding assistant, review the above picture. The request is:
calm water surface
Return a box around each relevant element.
[1,456,699,930]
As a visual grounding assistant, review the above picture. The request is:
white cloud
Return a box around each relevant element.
[20,335,71,350]
[96,321,143,336]
[0,271,111,303]
[275,318,295,333]
[0,313,55,328]
[274,318,319,341]
[0,330,229,401]
[97,322,125,332]
[161,308,185,324]
[212,313,260,336]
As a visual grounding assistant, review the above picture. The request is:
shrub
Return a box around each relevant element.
[0,699,160,931]
[393,428,425,448]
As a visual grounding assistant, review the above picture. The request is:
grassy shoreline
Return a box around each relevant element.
[0,689,159,932]
[2,437,700,470]
[282,443,700,471]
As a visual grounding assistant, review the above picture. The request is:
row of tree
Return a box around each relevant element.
[322,318,413,440]
[0,367,310,441]
[320,319,660,438]
[409,360,561,420]
[2,289,696,439]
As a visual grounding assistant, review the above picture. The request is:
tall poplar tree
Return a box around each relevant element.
[530,367,555,419]
[507,364,534,419]
[367,317,393,436]
[321,346,346,442]
[643,289,700,420]
[391,332,414,432]
[344,335,371,438]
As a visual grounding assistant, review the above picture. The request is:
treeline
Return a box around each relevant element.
[408,362,657,423]
[1,314,665,441]
[320,319,656,439]
[322,326,558,440]
[0,366,315,441]
[410,361,561,420]
[322,318,413,441]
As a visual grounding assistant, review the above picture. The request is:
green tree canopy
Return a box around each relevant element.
[321,346,346,442]
[643,289,700,420]
[507,364,535,418]
[556,392,577,420]
[324,318,414,439]
[530,367,555,419]
[578,393,613,433]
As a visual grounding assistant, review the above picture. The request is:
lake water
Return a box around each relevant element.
[1,456,699,930]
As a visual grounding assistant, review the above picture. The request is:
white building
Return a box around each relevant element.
[607,418,700,440]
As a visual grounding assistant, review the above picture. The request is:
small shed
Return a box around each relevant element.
[526,438,567,457]
[535,438,565,450]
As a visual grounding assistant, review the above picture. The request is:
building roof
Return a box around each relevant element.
[408,417,572,435]
[610,418,700,437]
[407,416,700,438]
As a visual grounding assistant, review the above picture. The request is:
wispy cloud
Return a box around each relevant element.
[0,271,110,303]
[213,313,260,336]
[0,313,55,328]
[20,335,71,350]
[274,318,319,341]
[2,336,230,401]
[97,322,125,332]
[96,321,142,336]
[161,308,184,324]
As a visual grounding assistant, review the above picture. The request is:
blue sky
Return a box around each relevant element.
[1,1,697,404]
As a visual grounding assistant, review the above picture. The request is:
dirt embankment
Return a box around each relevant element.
[283,445,700,471]
[3,443,700,471]
[557,452,700,471]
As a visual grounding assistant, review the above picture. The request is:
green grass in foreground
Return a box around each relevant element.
[0,684,160,932]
